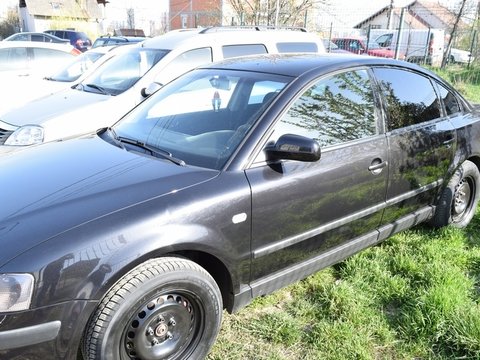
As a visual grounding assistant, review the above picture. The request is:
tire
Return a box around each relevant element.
[430,160,480,228]
[82,257,222,360]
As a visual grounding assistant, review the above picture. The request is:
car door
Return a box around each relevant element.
[372,67,456,231]
[244,68,389,296]
[0,47,28,74]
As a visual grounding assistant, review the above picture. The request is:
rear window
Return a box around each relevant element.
[222,44,267,58]
[437,83,461,115]
[276,42,318,53]
[373,67,442,130]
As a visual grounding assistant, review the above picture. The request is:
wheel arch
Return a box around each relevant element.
[88,247,237,315]
[466,155,480,172]
[172,250,235,313]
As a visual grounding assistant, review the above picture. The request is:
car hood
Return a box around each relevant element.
[0,77,71,115]
[0,87,110,127]
[0,134,218,266]
[0,87,141,142]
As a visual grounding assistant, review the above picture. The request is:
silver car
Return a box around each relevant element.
[0,27,324,153]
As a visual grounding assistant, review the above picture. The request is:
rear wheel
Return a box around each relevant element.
[82,257,222,360]
[431,160,480,228]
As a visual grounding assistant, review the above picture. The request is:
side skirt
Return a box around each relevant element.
[230,206,434,312]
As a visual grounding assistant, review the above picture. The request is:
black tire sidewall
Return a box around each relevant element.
[94,261,222,360]
[432,160,480,228]
[450,161,480,227]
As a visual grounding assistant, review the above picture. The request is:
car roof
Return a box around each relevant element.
[141,27,324,51]
[0,40,76,52]
[198,53,437,79]
[86,43,137,55]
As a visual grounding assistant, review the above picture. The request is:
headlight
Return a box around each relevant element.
[4,125,44,146]
[0,274,34,312]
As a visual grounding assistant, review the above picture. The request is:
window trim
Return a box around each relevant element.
[372,65,444,132]
[246,66,382,168]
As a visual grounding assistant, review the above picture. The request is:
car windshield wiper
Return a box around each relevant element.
[84,83,110,95]
[116,136,186,166]
[44,76,60,81]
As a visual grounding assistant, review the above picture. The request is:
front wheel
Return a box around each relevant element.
[82,257,223,360]
[431,160,480,228]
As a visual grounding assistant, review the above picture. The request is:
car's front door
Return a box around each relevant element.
[244,69,389,296]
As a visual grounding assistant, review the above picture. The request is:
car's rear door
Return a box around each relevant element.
[244,68,389,296]
[372,67,456,235]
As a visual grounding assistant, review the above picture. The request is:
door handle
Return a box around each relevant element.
[368,159,387,174]
[443,138,454,147]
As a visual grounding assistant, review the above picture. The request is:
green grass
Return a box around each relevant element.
[207,67,480,359]
[431,64,480,104]
[208,210,480,359]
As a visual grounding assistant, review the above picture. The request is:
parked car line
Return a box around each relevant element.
[0,53,479,359]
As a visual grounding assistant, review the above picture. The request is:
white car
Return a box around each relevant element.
[449,48,473,64]
[0,27,325,153]
[0,41,80,78]
[0,44,135,114]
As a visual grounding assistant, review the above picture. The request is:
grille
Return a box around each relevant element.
[0,128,14,145]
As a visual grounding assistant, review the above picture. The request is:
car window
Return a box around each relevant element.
[437,83,461,115]
[12,34,27,41]
[50,50,105,82]
[373,67,442,130]
[350,40,361,51]
[157,47,212,84]
[276,42,319,53]
[31,34,45,42]
[80,47,169,95]
[222,44,267,58]
[0,47,28,70]
[375,34,392,47]
[32,47,73,63]
[114,69,290,169]
[265,69,377,150]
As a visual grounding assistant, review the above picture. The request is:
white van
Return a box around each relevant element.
[370,28,445,66]
[0,27,325,152]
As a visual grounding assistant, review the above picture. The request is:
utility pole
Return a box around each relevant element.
[387,0,394,29]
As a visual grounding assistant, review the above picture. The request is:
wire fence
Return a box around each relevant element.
[0,2,478,67]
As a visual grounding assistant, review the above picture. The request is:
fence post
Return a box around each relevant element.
[468,29,476,68]
[395,7,405,60]
[423,27,431,64]
[366,24,371,53]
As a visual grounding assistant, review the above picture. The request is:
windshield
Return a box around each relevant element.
[48,50,105,82]
[113,68,291,170]
[77,47,168,96]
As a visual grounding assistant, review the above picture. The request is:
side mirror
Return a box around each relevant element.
[265,134,320,162]
[141,82,162,97]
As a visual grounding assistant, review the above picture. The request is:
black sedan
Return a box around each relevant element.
[0,54,479,360]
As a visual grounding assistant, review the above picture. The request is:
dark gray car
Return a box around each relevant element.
[0,54,479,360]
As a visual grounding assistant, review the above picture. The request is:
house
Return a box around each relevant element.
[169,0,223,29]
[354,0,467,32]
[18,0,102,35]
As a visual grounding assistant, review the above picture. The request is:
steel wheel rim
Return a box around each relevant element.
[452,177,474,222]
[122,291,204,359]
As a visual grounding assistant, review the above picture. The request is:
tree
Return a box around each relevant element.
[0,8,20,40]
[227,0,326,28]
[441,0,476,68]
